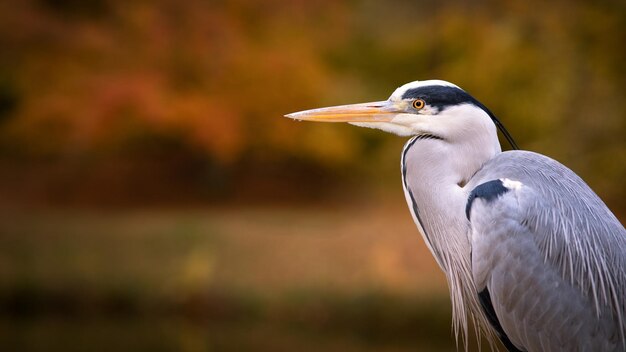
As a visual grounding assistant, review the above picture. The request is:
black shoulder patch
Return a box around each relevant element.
[478,288,523,352]
[465,179,509,220]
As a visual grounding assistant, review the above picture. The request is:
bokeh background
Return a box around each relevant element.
[0,0,625,351]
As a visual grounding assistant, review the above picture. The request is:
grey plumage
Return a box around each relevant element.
[467,151,626,351]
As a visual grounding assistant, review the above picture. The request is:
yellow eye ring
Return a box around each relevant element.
[412,99,425,110]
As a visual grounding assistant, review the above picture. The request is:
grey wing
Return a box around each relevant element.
[466,151,626,352]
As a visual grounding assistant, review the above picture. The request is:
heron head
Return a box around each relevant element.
[285,80,517,149]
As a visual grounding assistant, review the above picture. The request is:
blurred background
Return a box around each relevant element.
[0,0,625,351]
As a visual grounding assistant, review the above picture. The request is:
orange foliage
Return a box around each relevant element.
[0,0,344,162]
[0,0,624,206]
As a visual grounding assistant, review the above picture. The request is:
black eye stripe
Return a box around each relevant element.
[402,86,474,110]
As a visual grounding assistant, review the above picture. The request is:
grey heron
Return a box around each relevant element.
[285,80,626,351]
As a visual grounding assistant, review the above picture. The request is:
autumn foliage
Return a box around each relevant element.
[0,0,624,208]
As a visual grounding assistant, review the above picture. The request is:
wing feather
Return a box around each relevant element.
[467,151,626,351]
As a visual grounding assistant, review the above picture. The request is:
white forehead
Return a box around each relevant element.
[389,80,462,100]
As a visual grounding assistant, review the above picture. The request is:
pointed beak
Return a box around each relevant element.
[285,100,405,122]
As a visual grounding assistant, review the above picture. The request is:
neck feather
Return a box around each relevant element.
[400,127,501,348]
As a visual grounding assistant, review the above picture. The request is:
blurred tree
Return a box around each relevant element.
[0,0,623,209]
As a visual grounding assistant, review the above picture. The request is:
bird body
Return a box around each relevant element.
[404,144,626,351]
[465,151,625,351]
[286,80,626,351]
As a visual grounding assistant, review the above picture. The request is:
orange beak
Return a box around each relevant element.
[285,100,405,122]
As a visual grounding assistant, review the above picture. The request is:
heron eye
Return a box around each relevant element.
[412,99,425,110]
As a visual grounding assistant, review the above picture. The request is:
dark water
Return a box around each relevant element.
[0,291,469,352]
[0,317,464,352]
